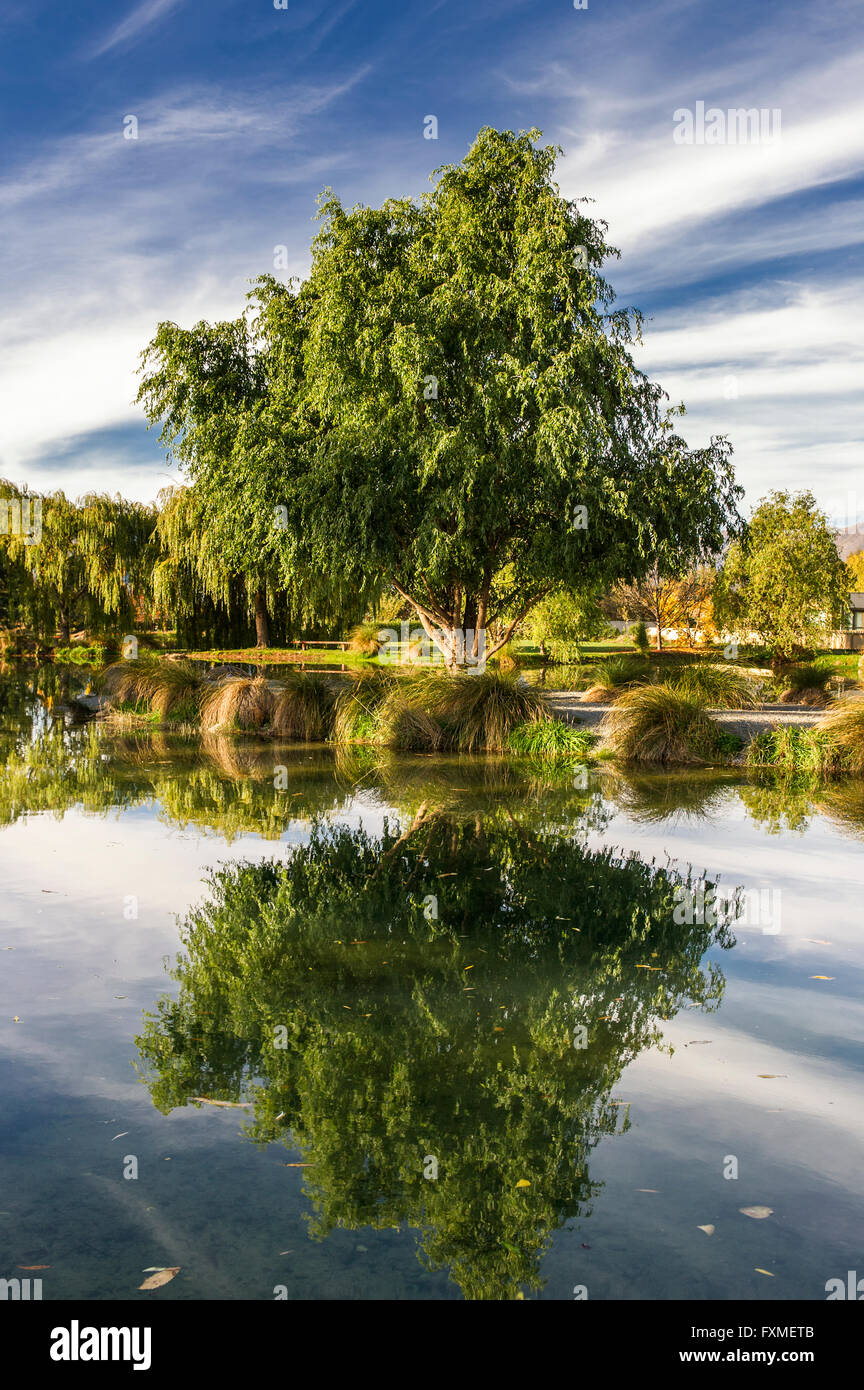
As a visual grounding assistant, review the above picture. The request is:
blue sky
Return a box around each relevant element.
[1,0,862,526]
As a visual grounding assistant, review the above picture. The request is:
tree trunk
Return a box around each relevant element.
[254,589,270,648]
[58,608,71,644]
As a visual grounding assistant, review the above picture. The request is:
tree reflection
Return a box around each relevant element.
[137,813,736,1299]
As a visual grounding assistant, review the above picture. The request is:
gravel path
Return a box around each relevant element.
[545,696,831,743]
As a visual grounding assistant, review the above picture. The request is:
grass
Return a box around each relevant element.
[101,657,208,720]
[346,622,385,656]
[747,725,826,774]
[663,662,762,708]
[424,669,551,752]
[601,685,738,765]
[199,676,274,731]
[776,661,834,705]
[507,718,596,762]
[747,697,864,775]
[819,698,864,773]
[271,673,336,741]
[577,654,651,701]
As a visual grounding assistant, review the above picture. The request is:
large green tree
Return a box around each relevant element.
[716,490,850,667]
[0,481,156,642]
[289,127,740,662]
[137,127,740,665]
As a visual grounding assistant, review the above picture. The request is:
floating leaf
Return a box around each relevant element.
[18,1264,51,1270]
[757,1074,786,1079]
[740,1206,773,1219]
[190,1097,252,1108]
[138,1267,180,1290]
[112,1132,129,1140]
[755,1268,774,1277]
[515,1179,531,1188]
[697,1225,715,1236]
[810,975,835,981]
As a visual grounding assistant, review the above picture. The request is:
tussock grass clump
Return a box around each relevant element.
[102,656,206,720]
[747,724,825,774]
[271,673,336,741]
[425,669,551,753]
[778,662,833,706]
[199,676,273,731]
[578,654,650,702]
[507,718,595,762]
[664,662,761,708]
[375,686,444,751]
[331,669,396,744]
[602,684,730,765]
[819,697,864,773]
[346,622,385,656]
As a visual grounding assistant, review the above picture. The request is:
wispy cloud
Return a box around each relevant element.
[90,0,184,59]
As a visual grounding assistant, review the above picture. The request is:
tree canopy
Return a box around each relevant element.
[137,127,741,664]
[716,490,850,665]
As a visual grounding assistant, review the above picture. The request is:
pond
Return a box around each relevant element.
[1,664,862,1301]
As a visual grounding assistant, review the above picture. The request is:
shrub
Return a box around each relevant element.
[630,621,650,656]
[601,684,732,765]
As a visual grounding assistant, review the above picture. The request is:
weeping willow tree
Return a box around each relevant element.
[0,479,157,642]
[138,291,377,646]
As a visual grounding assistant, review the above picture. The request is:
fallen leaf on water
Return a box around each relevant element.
[138,1267,180,1290]
[112,1132,129,1140]
[804,939,831,945]
[515,1291,525,1299]
[280,1162,312,1167]
[757,1074,786,1079]
[635,964,661,971]
[190,1097,252,1108]
[636,1188,658,1193]
[18,1264,51,1269]
[755,1268,774,1277]
[515,1179,531,1188]
[686,1040,712,1046]
[697,1225,715,1236]
[810,975,835,980]
[740,1206,773,1219]
[12,1017,20,1023]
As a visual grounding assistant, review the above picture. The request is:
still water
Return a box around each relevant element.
[1,665,862,1300]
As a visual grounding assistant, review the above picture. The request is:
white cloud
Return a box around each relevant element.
[90,0,184,58]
